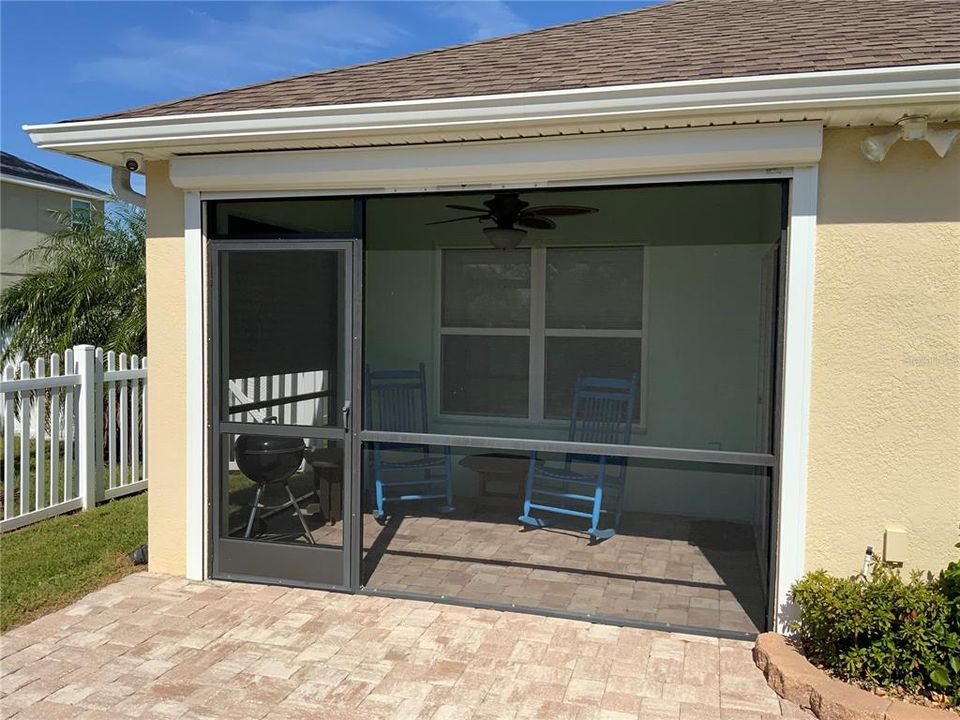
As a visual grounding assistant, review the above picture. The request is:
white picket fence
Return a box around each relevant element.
[228,370,331,425]
[0,344,147,532]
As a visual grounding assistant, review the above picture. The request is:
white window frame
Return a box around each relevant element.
[70,197,93,227]
[435,243,649,431]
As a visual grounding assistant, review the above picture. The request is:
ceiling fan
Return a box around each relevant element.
[427,192,598,249]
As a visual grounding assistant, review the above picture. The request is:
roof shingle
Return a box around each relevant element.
[77,0,960,122]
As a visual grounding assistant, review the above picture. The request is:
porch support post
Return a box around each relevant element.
[775,164,818,630]
[184,191,206,580]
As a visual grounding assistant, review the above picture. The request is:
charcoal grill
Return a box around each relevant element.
[235,424,319,544]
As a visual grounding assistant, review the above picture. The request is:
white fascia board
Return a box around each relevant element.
[168,122,822,192]
[0,175,112,202]
[24,64,959,158]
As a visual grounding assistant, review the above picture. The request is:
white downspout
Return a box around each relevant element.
[111,166,145,207]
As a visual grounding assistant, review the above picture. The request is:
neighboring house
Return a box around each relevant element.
[26,0,959,639]
[0,151,111,293]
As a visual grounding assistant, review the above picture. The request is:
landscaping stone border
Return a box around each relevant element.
[753,633,956,720]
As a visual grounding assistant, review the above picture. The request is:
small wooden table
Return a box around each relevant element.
[459,452,532,499]
[305,446,343,525]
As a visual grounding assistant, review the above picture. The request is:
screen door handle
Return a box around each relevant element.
[341,401,352,432]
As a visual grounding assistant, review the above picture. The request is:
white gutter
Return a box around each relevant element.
[0,175,112,202]
[111,167,145,207]
[24,64,960,156]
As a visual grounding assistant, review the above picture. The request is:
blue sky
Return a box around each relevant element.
[1,1,647,193]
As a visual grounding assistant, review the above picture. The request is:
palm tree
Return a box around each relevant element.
[0,201,145,363]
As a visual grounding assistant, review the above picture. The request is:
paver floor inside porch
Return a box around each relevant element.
[0,573,812,720]
[307,497,766,636]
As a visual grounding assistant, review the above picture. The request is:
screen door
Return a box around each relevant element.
[210,240,356,588]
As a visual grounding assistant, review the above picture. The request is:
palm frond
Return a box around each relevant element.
[0,202,146,363]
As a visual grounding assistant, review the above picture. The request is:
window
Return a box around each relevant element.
[70,198,93,228]
[439,249,531,418]
[439,246,646,423]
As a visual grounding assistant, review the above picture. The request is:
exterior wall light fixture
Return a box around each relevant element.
[861,115,960,162]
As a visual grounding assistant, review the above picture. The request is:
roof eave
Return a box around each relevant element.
[24,64,960,166]
[0,174,112,201]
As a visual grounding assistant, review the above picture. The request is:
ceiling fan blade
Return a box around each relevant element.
[445,204,490,213]
[426,214,490,225]
[525,205,598,217]
[517,215,556,230]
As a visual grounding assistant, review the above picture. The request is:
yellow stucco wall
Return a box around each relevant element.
[142,128,959,582]
[806,127,960,578]
[145,161,187,575]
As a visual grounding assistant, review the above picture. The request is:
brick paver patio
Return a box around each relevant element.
[0,573,811,719]
[241,480,766,634]
[357,506,764,635]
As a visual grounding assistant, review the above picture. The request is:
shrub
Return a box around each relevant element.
[790,562,960,707]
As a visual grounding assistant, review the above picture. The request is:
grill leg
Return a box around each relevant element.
[244,484,264,539]
[284,481,316,545]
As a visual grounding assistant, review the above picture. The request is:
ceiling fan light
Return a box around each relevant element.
[483,226,527,250]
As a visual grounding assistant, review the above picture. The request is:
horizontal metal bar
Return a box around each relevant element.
[440,327,530,336]
[219,421,345,441]
[208,231,358,241]
[228,389,331,414]
[0,374,81,392]
[380,479,446,486]
[359,431,776,467]
[209,239,356,252]
[544,328,643,338]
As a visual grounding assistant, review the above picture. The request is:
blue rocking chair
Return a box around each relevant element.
[518,374,639,542]
[366,363,454,524]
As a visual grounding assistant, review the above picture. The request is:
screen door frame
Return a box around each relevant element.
[207,238,362,590]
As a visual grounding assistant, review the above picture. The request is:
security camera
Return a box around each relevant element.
[122,153,144,173]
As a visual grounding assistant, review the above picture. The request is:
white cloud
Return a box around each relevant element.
[74,3,407,94]
[432,1,529,41]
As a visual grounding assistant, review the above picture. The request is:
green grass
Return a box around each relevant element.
[0,492,147,631]
[1,436,71,512]
[1,435,140,515]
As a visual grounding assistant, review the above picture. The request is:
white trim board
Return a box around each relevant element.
[184,192,205,580]
[170,123,823,192]
[775,165,817,630]
[198,168,790,201]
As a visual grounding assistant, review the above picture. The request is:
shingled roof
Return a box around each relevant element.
[0,151,109,197]
[82,0,960,121]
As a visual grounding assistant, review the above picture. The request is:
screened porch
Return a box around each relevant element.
[215,180,783,637]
